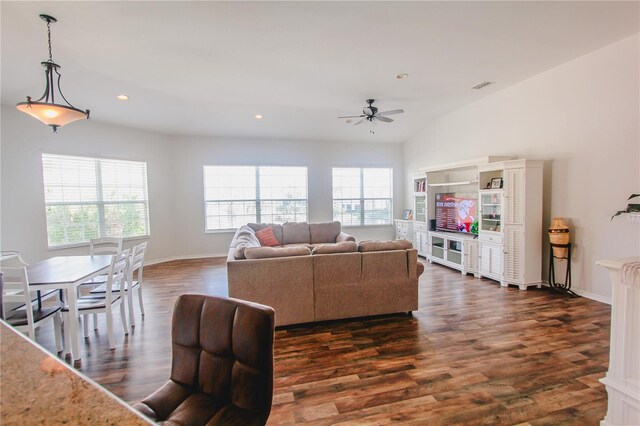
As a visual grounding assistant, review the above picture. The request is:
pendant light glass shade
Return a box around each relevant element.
[16,14,89,132]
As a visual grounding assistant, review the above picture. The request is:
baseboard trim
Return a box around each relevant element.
[571,288,611,305]
[540,281,611,305]
[145,253,228,266]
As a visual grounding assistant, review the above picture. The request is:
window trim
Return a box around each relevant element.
[332,166,394,227]
[202,165,309,232]
[42,153,151,248]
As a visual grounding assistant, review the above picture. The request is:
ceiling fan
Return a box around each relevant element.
[338,99,404,126]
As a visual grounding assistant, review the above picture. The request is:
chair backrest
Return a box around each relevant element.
[128,242,147,285]
[0,256,34,326]
[104,249,129,305]
[90,237,123,255]
[171,294,275,422]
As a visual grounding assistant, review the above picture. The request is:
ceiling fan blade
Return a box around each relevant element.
[379,109,404,116]
[338,115,365,119]
[377,116,393,123]
[353,119,364,126]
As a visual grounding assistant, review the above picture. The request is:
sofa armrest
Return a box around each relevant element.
[336,232,356,243]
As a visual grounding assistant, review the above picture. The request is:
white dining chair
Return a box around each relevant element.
[1,255,64,352]
[91,241,147,330]
[82,237,123,329]
[90,237,123,256]
[64,250,129,351]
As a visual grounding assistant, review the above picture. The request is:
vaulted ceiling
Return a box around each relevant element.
[2,1,638,143]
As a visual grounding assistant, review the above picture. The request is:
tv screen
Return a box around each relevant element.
[435,193,478,234]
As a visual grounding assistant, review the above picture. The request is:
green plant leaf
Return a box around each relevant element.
[611,210,627,220]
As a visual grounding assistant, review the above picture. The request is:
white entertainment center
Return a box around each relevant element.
[396,156,544,290]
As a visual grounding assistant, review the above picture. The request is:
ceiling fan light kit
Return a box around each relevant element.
[338,99,404,131]
[16,14,90,133]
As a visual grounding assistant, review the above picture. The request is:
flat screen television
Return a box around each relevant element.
[435,192,478,234]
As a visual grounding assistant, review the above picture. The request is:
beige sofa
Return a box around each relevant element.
[226,222,424,326]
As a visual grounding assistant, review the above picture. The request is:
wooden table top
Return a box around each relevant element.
[0,321,152,425]
[27,255,112,286]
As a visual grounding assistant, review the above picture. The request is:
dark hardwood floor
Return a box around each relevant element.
[33,257,611,425]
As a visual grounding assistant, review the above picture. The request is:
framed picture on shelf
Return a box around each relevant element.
[491,177,503,189]
[402,209,412,220]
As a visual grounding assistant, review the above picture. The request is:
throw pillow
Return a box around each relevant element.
[256,227,280,247]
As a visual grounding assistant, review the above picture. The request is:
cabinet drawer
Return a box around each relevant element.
[479,233,503,244]
[414,222,428,232]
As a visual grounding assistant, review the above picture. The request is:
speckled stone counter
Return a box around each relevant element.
[0,321,153,425]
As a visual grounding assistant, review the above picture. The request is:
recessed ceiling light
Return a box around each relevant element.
[472,81,492,90]
[254,114,263,120]
[116,94,129,101]
[396,73,409,80]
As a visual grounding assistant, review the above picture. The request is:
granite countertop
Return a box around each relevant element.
[0,321,153,425]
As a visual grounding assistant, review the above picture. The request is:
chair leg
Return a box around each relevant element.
[83,315,90,339]
[53,312,64,353]
[27,324,36,341]
[138,285,145,317]
[120,303,129,335]
[93,313,98,330]
[128,290,136,329]
[107,311,115,350]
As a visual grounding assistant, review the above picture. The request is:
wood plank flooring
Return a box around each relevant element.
[32,257,611,425]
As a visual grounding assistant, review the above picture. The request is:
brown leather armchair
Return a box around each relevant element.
[134,294,275,426]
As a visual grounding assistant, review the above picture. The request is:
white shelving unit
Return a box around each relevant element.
[427,231,479,277]
[410,156,543,291]
[477,159,544,290]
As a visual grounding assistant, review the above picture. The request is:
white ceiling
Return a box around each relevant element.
[2,1,638,143]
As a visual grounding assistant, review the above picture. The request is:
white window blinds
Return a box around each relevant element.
[42,154,150,247]
[332,167,393,226]
[204,165,308,231]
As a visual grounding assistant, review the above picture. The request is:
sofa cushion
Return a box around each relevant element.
[311,241,358,255]
[309,221,341,244]
[255,227,280,247]
[233,233,261,259]
[358,240,413,252]
[282,222,311,245]
[248,223,283,245]
[244,245,311,259]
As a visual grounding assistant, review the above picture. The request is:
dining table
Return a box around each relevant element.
[27,255,113,362]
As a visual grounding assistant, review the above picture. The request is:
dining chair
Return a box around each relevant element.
[0,255,64,352]
[91,241,147,330]
[134,294,275,425]
[63,250,129,351]
[90,237,123,256]
[82,237,123,330]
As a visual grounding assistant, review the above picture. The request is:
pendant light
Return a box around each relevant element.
[16,14,90,132]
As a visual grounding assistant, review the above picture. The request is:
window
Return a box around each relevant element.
[332,167,393,226]
[204,166,308,231]
[42,154,150,247]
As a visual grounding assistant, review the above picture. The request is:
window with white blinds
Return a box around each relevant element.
[332,167,393,226]
[204,166,308,231]
[42,154,150,247]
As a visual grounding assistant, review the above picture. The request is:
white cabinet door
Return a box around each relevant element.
[504,168,524,225]
[463,240,479,274]
[504,225,524,283]
[415,231,428,257]
[480,242,503,280]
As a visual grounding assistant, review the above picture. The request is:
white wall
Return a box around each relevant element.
[0,106,403,263]
[404,34,640,302]
[0,106,177,263]
[168,135,403,258]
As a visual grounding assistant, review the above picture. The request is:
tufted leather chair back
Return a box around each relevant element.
[135,294,275,425]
